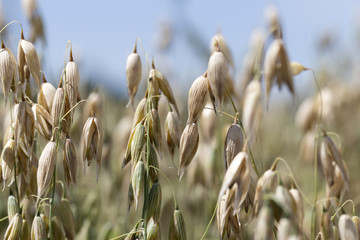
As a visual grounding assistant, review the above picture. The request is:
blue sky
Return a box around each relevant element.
[2,0,360,98]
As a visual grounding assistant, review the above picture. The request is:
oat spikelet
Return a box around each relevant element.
[132,160,144,210]
[4,211,22,240]
[224,123,244,169]
[254,205,274,240]
[2,139,15,188]
[242,80,262,140]
[264,39,294,106]
[0,41,17,103]
[37,140,56,200]
[156,69,179,115]
[7,195,19,223]
[265,5,282,39]
[32,104,52,141]
[51,81,71,134]
[63,137,77,187]
[60,198,76,240]
[18,32,41,88]
[290,62,307,76]
[338,214,359,240]
[289,188,304,230]
[207,41,228,108]
[82,115,103,180]
[65,49,80,109]
[187,73,208,124]
[31,212,47,240]
[165,111,181,161]
[210,33,234,69]
[218,151,250,210]
[178,122,199,180]
[14,100,35,155]
[37,75,56,113]
[132,97,146,129]
[126,42,142,109]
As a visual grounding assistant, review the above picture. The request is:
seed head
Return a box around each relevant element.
[0,43,17,104]
[178,122,199,180]
[210,33,234,69]
[37,76,56,114]
[37,140,57,200]
[126,42,142,109]
[338,214,358,240]
[207,44,228,108]
[60,198,75,240]
[4,211,22,240]
[224,123,244,169]
[82,116,103,180]
[165,111,181,160]
[63,137,77,187]
[31,213,47,240]
[131,160,144,210]
[32,104,52,141]
[7,195,19,223]
[65,49,80,109]
[130,123,146,164]
[187,73,208,124]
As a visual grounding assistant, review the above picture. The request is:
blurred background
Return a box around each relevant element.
[1,0,360,239]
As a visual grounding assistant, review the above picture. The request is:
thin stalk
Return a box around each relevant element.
[311,125,320,239]
[200,203,218,240]
[109,230,144,240]
[148,165,177,206]
[0,216,9,223]
[331,199,356,221]
[49,168,56,240]
[0,20,23,36]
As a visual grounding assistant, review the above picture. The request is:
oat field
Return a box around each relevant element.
[1,1,360,240]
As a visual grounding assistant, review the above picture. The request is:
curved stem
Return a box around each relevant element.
[0,21,23,36]
[200,202,218,240]
[272,157,312,207]
[331,199,356,221]
[204,107,237,120]
[61,99,89,121]
[148,165,177,206]
[109,230,144,240]
[0,216,9,223]
[309,69,323,126]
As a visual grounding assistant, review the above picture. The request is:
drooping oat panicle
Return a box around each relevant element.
[37,140,56,200]
[224,123,244,169]
[31,212,47,240]
[147,217,161,240]
[1,139,16,187]
[295,98,318,132]
[22,219,30,240]
[263,39,294,106]
[50,216,66,240]
[165,110,181,160]
[147,144,159,183]
[132,97,147,130]
[14,99,35,155]
[352,216,360,237]
[32,104,52,141]
[338,214,359,240]
[130,123,145,164]
[126,42,142,109]
[131,160,144,210]
[178,122,199,180]
[218,151,250,211]
[51,80,71,134]
[169,206,187,240]
[0,41,17,104]
[18,31,41,88]
[210,33,234,69]
[37,75,56,114]
[321,208,334,240]
[254,204,274,240]
[265,5,282,39]
[63,137,77,187]
[60,198,76,240]
[290,62,307,76]
[187,73,208,124]
[82,115,103,179]
[155,69,180,116]
[7,195,19,223]
[207,40,228,108]
[4,211,22,240]
[65,49,80,109]
[146,182,162,222]
[289,188,304,230]
[321,132,349,185]
[242,80,262,140]
[199,103,217,143]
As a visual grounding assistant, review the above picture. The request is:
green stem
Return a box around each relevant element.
[109,230,144,240]
[331,199,356,221]
[311,125,320,239]
[0,216,9,223]
[200,203,218,240]
[49,168,56,240]
[148,165,177,206]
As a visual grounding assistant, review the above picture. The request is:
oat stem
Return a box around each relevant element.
[109,230,144,240]
[200,202,218,240]
[331,199,356,221]
[0,216,9,223]
[149,165,177,206]
[0,20,23,36]
[311,125,320,239]
[49,167,56,240]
